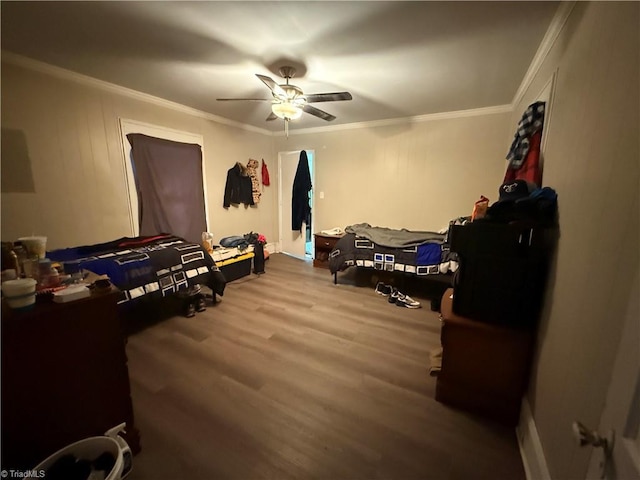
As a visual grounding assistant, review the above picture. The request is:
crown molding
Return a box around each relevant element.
[1,51,270,136]
[279,104,513,137]
[2,50,520,138]
[511,1,576,108]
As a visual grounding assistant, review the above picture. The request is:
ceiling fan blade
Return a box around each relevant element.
[303,104,336,122]
[266,112,278,121]
[256,74,287,99]
[305,92,353,103]
[216,98,270,102]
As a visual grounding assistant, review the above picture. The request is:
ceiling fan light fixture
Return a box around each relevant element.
[271,102,303,121]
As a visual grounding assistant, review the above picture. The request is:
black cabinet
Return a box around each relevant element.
[449,222,555,328]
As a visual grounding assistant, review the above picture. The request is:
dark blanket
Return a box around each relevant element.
[328,233,452,276]
[345,223,445,248]
[48,234,226,305]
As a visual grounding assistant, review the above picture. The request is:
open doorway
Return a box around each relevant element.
[278,149,314,261]
[305,152,314,257]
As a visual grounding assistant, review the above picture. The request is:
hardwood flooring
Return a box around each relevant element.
[125,253,525,480]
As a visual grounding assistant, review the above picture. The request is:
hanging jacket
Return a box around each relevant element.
[291,150,312,232]
[261,159,270,187]
[223,162,254,208]
[246,158,261,204]
[504,129,543,187]
[506,101,545,168]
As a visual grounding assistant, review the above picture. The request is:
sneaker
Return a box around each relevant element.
[195,295,207,312]
[375,282,393,296]
[395,293,422,309]
[388,288,401,304]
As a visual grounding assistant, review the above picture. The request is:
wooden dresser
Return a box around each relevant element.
[313,233,343,268]
[1,290,140,470]
[436,288,534,426]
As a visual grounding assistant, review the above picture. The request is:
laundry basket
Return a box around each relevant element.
[33,424,132,480]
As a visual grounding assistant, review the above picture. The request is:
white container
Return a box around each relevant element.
[53,284,91,303]
[18,236,47,259]
[1,278,37,310]
[34,424,132,480]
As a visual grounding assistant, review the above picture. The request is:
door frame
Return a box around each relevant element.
[118,118,209,236]
[277,149,315,260]
[515,71,558,480]
[586,269,640,479]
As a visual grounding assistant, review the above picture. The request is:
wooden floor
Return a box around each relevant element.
[125,253,525,480]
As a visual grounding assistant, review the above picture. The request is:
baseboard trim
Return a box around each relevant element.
[517,398,551,480]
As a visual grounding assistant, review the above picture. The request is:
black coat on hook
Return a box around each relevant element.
[291,150,312,232]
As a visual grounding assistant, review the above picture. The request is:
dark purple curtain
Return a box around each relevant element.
[127,133,206,244]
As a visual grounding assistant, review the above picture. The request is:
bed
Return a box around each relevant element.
[328,223,459,308]
[47,234,226,308]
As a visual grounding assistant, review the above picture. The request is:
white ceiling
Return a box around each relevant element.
[1,1,560,133]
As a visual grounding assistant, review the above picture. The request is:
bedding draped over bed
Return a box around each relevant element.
[345,223,445,248]
[47,234,226,305]
[329,224,458,277]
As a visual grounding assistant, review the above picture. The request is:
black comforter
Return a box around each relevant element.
[48,234,226,305]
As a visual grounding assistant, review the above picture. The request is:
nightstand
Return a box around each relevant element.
[313,233,343,268]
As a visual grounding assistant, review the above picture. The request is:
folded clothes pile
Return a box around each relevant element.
[374,282,421,309]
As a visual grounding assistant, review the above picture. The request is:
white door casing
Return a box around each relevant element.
[586,269,640,480]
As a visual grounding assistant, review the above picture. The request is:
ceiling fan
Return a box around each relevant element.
[217,66,352,128]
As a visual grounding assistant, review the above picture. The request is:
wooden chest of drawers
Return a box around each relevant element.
[1,291,141,469]
[435,288,534,426]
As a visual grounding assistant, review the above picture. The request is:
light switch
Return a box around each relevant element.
[319,192,325,199]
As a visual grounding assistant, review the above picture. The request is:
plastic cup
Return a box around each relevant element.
[18,236,47,259]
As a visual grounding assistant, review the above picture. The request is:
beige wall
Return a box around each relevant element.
[274,112,511,234]
[1,62,277,250]
[2,58,512,251]
[514,3,639,479]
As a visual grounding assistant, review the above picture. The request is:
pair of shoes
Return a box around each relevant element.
[395,293,421,309]
[379,284,422,309]
[388,288,421,308]
[195,294,207,312]
[375,282,394,296]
